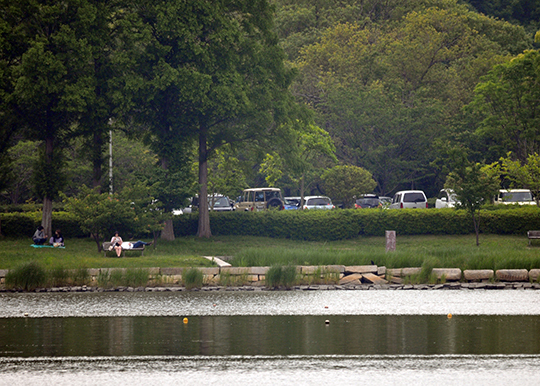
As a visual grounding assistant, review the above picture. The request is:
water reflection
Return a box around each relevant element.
[2,315,540,357]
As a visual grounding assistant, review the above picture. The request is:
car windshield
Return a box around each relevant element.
[307,197,331,205]
[501,192,533,202]
[211,197,229,207]
[403,193,425,203]
[284,199,299,205]
[356,198,378,206]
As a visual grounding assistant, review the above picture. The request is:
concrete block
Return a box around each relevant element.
[463,270,494,281]
[0,269,7,278]
[496,269,529,282]
[339,273,363,285]
[161,267,184,275]
[388,267,422,277]
[432,268,462,281]
[200,267,220,275]
[248,267,269,275]
[362,273,388,284]
[220,267,249,275]
[345,265,378,274]
[325,265,345,273]
[377,266,386,276]
[301,266,320,274]
[529,269,540,282]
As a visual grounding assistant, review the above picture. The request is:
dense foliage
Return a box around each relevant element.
[1,0,539,239]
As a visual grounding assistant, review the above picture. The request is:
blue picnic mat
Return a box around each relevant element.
[30,244,65,249]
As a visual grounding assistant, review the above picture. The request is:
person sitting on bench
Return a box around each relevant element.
[32,226,48,245]
[110,232,123,257]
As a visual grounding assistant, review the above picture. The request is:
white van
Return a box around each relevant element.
[435,189,458,208]
[389,190,428,209]
[494,189,535,205]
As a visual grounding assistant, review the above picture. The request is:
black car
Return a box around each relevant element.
[355,195,380,208]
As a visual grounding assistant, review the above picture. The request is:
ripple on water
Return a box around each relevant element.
[1,290,540,318]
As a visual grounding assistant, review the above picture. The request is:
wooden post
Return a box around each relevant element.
[386,230,396,252]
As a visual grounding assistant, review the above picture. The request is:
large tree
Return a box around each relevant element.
[0,0,114,236]
[468,49,540,164]
[119,0,296,238]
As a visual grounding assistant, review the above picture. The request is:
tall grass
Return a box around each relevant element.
[5,261,47,291]
[266,265,297,289]
[183,268,203,289]
[231,235,540,271]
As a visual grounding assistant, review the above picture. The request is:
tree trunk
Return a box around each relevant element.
[41,196,53,239]
[92,129,103,190]
[41,136,54,237]
[93,233,102,252]
[300,173,305,209]
[159,156,175,241]
[472,211,480,246]
[197,126,211,238]
[161,219,175,241]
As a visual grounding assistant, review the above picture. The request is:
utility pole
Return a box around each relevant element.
[109,127,113,194]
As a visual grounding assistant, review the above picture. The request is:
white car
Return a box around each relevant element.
[303,196,335,210]
[389,190,428,209]
[435,189,458,208]
[494,189,536,205]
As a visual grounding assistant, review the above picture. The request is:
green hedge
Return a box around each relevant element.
[0,212,84,238]
[173,207,540,240]
[3,207,540,241]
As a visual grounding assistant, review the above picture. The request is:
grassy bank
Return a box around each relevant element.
[1,234,540,271]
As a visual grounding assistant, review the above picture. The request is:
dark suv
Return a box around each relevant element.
[355,195,380,208]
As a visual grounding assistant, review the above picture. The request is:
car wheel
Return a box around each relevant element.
[267,198,283,210]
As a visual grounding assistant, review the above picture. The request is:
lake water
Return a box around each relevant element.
[1,290,540,385]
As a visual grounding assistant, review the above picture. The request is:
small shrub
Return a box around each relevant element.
[5,261,47,291]
[72,267,90,286]
[109,269,124,287]
[266,265,283,288]
[183,268,203,289]
[266,265,297,289]
[282,265,297,288]
[49,266,69,287]
[124,268,149,287]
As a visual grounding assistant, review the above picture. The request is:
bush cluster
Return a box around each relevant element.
[174,207,540,241]
[3,207,540,241]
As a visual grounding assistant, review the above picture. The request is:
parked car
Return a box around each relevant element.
[389,190,428,209]
[234,188,284,211]
[208,195,234,211]
[494,189,536,205]
[182,194,234,213]
[435,189,458,209]
[303,196,335,210]
[355,194,380,208]
[284,197,301,210]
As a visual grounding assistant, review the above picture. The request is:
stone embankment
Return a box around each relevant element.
[1,259,540,292]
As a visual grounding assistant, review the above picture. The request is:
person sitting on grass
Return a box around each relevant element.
[32,226,48,245]
[110,231,123,257]
[49,229,64,247]
[121,240,153,249]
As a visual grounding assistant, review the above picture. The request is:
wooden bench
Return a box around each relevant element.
[527,231,540,246]
[102,241,145,257]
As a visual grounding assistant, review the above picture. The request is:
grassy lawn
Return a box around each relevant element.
[1,234,540,271]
